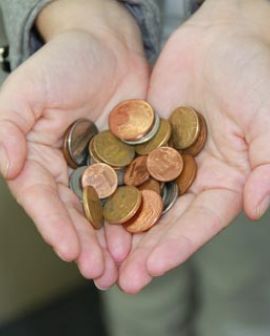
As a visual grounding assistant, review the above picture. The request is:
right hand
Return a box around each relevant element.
[0,0,149,289]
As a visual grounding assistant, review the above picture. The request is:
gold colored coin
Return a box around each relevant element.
[169,106,200,149]
[135,119,172,155]
[138,178,161,195]
[109,99,155,141]
[82,186,104,230]
[93,130,135,168]
[88,137,103,164]
[103,186,142,224]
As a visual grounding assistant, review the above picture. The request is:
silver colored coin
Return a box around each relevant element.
[69,166,88,201]
[123,114,160,145]
[116,168,126,186]
[67,119,98,166]
[86,154,92,166]
[162,182,179,215]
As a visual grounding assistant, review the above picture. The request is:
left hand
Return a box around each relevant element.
[114,0,270,293]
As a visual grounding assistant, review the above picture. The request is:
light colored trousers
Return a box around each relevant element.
[102,213,270,336]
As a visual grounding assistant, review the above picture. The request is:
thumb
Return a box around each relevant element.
[244,129,270,220]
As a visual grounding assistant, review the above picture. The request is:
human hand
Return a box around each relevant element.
[115,0,270,293]
[0,0,148,288]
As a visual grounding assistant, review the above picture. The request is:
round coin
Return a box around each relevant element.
[162,182,179,215]
[81,163,118,199]
[124,190,163,233]
[109,99,155,141]
[176,154,198,195]
[135,119,172,155]
[69,166,88,200]
[147,147,184,182]
[103,186,142,224]
[138,178,161,195]
[183,113,208,156]
[88,137,103,164]
[169,107,200,149]
[82,186,104,229]
[64,119,98,167]
[93,130,135,168]
[124,156,150,187]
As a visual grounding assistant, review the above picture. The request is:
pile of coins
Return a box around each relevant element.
[63,100,207,233]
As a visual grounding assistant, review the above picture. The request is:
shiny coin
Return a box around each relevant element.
[170,107,200,149]
[64,119,98,168]
[138,178,161,195]
[109,99,155,141]
[183,113,207,156]
[116,167,126,186]
[82,186,104,229]
[93,130,135,168]
[147,147,184,182]
[123,114,160,145]
[103,186,142,224]
[124,190,163,233]
[81,163,118,199]
[89,137,103,164]
[135,119,172,155]
[69,166,88,200]
[162,182,179,215]
[124,156,150,187]
[176,154,197,195]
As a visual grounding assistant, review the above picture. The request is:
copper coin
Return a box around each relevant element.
[124,190,163,233]
[183,113,207,156]
[69,166,88,200]
[169,107,200,149]
[135,119,172,155]
[93,130,135,168]
[124,156,150,187]
[176,154,198,195]
[103,186,142,224]
[147,147,184,182]
[138,178,161,195]
[109,99,155,141]
[82,186,104,229]
[81,163,118,199]
[162,182,179,215]
[64,119,98,168]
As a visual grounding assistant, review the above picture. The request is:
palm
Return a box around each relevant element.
[1,31,148,287]
[117,19,270,293]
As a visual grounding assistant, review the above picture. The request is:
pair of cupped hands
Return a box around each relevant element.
[1,0,270,293]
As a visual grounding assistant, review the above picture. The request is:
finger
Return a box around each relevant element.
[8,160,80,261]
[119,194,193,294]
[104,222,132,263]
[147,189,241,277]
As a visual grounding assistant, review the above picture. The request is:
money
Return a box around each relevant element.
[82,186,104,229]
[124,156,150,187]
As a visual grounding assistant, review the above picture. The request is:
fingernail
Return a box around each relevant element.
[257,196,270,218]
[94,281,109,291]
[0,145,9,178]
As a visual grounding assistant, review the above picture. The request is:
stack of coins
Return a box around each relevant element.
[63,100,207,232]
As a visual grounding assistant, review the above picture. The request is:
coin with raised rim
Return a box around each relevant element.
[176,154,198,195]
[147,146,184,182]
[109,99,155,141]
[124,190,163,233]
[183,113,207,156]
[93,130,135,168]
[124,156,150,187]
[138,178,161,195]
[82,186,104,229]
[103,186,142,224]
[162,182,179,215]
[170,107,200,149]
[81,163,118,199]
[69,166,88,200]
[135,119,172,155]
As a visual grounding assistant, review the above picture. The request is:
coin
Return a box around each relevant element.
[103,186,142,224]
[162,182,179,215]
[63,133,77,168]
[109,99,155,141]
[88,137,103,164]
[135,119,172,155]
[124,156,150,187]
[183,113,207,156]
[64,119,98,168]
[147,147,184,182]
[124,190,163,233]
[81,163,118,199]
[138,178,161,195]
[93,130,135,168]
[69,166,88,200]
[123,114,160,145]
[170,107,200,149]
[176,154,197,195]
[82,186,104,229]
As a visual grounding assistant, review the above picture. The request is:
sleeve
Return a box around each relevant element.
[0,0,161,70]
